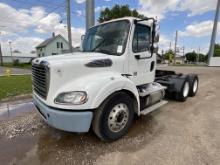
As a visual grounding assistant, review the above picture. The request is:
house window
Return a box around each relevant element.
[61,42,63,49]
[57,42,60,48]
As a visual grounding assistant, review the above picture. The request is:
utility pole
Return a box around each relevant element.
[8,41,13,62]
[0,28,6,66]
[66,0,73,53]
[0,43,3,66]
[86,0,95,30]
[197,46,200,62]
[174,30,178,65]
[182,46,185,64]
[169,42,172,50]
[208,0,220,65]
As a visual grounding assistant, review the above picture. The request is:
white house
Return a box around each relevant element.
[36,34,70,57]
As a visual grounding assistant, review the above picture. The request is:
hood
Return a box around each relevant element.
[32,52,125,101]
[33,52,111,65]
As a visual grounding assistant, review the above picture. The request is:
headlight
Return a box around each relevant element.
[55,91,87,105]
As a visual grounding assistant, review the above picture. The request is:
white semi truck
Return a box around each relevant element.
[32,17,199,141]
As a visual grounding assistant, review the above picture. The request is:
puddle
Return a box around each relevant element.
[0,113,163,165]
[0,102,35,121]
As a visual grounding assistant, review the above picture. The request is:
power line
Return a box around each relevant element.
[0,0,65,23]
[32,1,66,24]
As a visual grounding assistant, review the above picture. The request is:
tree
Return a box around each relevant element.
[185,51,207,62]
[98,5,145,23]
[164,50,174,62]
[214,43,220,57]
[185,51,197,62]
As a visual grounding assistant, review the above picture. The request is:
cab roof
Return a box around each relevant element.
[93,17,153,28]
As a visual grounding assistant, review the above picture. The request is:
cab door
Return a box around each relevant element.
[129,23,156,86]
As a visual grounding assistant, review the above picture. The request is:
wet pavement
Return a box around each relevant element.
[0,66,220,165]
[0,101,34,121]
[0,66,31,76]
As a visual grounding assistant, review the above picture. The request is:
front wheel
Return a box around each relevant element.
[92,92,134,142]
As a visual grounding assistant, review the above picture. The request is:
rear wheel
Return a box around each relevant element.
[188,75,199,97]
[92,92,134,142]
[175,79,190,102]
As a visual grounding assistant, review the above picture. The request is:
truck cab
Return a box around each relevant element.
[32,17,199,141]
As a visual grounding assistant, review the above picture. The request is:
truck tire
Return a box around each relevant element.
[175,79,190,102]
[92,92,134,142]
[188,74,199,97]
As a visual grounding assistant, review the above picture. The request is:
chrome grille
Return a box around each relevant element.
[32,62,49,99]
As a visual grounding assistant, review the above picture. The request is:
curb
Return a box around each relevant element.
[0,94,33,104]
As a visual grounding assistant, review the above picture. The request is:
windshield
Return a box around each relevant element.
[82,20,130,56]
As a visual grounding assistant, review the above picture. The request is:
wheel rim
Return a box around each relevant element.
[108,103,129,133]
[193,80,198,93]
[183,82,189,97]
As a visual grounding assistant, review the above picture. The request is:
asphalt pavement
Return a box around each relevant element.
[0,66,220,165]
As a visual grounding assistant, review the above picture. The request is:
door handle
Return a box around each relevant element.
[135,55,141,60]
[135,55,151,60]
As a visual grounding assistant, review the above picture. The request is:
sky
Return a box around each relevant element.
[0,0,219,57]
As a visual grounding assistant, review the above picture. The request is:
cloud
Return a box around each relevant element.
[137,0,218,19]
[179,0,218,16]
[158,34,172,52]
[95,6,108,13]
[35,13,61,33]
[0,3,35,33]
[53,25,85,46]
[137,0,181,20]
[1,37,43,56]
[0,3,61,35]
[179,20,220,37]
[75,0,85,4]
[0,2,85,56]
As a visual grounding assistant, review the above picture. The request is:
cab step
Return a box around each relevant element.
[140,100,168,115]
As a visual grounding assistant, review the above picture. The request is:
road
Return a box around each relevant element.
[0,66,220,165]
[0,66,31,75]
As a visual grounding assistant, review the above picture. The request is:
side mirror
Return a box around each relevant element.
[81,35,85,43]
[154,46,159,54]
[154,34,160,43]
[154,23,160,43]
[80,35,85,51]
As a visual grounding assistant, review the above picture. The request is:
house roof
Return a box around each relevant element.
[36,34,68,49]
[176,54,185,59]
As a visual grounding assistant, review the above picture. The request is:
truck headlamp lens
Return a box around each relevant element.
[55,91,87,105]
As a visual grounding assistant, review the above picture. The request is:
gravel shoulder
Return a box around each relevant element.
[0,66,220,165]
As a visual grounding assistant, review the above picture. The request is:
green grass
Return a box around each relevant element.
[0,75,32,100]
[2,63,32,69]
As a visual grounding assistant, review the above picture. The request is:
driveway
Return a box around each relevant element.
[0,66,31,76]
[0,66,220,165]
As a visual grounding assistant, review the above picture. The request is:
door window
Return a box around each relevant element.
[132,24,151,53]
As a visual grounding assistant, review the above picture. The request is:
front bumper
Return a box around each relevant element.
[33,95,93,133]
